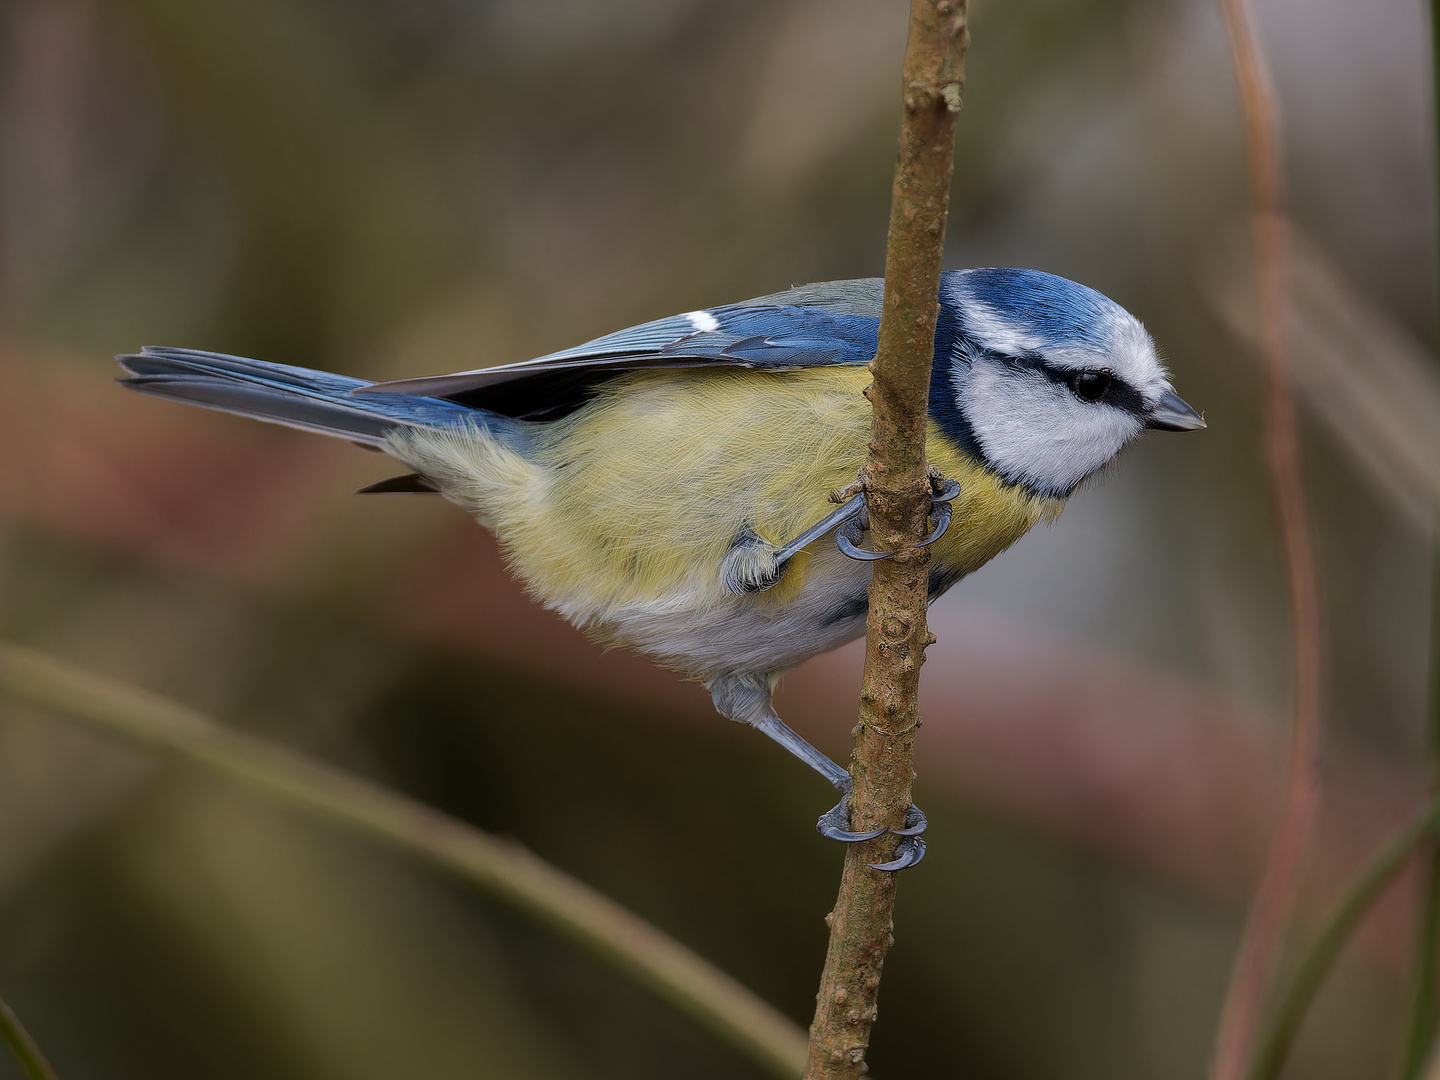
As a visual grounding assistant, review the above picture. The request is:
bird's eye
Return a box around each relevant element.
[1070,370,1112,403]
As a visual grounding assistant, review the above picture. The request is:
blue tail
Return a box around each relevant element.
[117,347,495,449]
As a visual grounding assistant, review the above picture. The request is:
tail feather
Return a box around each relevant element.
[117,347,493,448]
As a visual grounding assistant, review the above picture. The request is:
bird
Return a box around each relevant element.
[117,267,1204,870]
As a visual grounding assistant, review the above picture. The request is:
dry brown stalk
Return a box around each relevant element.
[1209,1,1326,1078]
[802,2,968,1077]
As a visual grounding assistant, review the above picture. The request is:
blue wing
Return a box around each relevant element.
[114,282,888,441]
[360,279,885,401]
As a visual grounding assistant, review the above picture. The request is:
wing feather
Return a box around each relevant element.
[358,281,884,402]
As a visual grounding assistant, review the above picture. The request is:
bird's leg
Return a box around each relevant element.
[708,673,926,868]
[709,673,853,790]
[719,470,870,596]
[719,499,865,595]
[721,471,962,595]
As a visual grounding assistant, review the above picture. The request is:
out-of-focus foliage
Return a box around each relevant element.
[0,0,1431,1077]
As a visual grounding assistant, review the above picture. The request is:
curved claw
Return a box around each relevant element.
[870,835,926,872]
[915,500,952,547]
[835,518,891,561]
[930,477,962,503]
[834,477,962,562]
[891,804,928,837]
[817,797,888,842]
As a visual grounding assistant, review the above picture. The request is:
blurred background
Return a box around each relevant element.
[0,0,1433,1076]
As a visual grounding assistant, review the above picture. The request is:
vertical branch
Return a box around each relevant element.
[1210,2,1326,1079]
[803,2,968,1077]
[1396,3,1440,1075]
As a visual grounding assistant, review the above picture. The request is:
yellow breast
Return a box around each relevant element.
[390,365,1060,625]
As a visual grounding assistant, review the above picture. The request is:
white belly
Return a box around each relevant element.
[571,543,877,680]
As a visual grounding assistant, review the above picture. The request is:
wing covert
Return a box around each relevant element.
[359,298,881,402]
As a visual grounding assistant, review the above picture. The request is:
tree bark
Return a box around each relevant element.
[802,3,968,1077]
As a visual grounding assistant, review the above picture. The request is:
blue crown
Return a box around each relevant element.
[958,268,1126,352]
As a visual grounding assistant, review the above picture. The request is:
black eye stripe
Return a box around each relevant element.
[1099,378,1147,413]
[1042,361,1147,413]
[968,348,1151,416]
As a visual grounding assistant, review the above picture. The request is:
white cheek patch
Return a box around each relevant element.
[684,310,720,333]
[962,364,1143,496]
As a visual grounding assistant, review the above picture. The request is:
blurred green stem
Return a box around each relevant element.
[0,642,808,1079]
[0,994,59,1080]
[1401,823,1440,1076]
[1395,2,1440,1076]
[1250,796,1440,1080]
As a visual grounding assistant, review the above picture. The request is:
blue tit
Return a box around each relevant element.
[117,267,1203,869]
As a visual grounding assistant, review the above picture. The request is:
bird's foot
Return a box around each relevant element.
[870,805,927,871]
[816,794,887,843]
[834,474,961,562]
[816,797,928,871]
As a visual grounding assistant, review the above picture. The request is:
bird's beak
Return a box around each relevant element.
[1146,390,1206,431]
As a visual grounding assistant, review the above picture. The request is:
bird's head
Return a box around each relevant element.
[935,268,1204,500]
